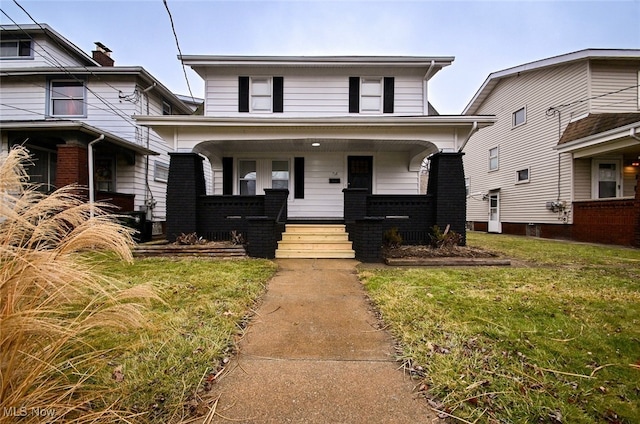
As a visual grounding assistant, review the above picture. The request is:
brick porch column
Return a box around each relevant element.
[166,153,206,242]
[426,152,467,245]
[55,144,89,188]
[634,173,640,247]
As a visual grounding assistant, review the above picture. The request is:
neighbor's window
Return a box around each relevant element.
[489,146,499,171]
[154,161,170,183]
[465,177,470,196]
[50,80,85,116]
[516,168,530,183]
[513,106,526,127]
[162,100,172,115]
[0,40,31,58]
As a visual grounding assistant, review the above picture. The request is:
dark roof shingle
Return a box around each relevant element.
[558,113,640,145]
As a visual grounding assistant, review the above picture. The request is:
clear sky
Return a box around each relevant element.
[1,0,639,114]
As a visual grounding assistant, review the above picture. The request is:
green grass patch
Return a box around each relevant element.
[360,233,640,423]
[88,257,276,422]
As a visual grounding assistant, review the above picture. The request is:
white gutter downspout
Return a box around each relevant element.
[88,134,105,219]
[458,121,479,153]
[631,126,640,142]
[423,60,435,115]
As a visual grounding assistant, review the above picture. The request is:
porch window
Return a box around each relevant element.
[271,160,289,190]
[50,80,86,116]
[489,146,499,171]
[25,146,57,193]
[593,160,620,199]
[0,40,32,58]
[239,160,257,195]
[95,157,115,192]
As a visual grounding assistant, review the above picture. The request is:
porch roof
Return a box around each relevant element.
[554,115,640,158]
[0,120,159,156]
[135,114,495,170]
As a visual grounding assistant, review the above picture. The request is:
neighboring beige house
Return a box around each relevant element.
[462,49,640,246]
[0,24,195,239]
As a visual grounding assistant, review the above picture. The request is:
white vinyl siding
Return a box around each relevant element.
[464,61,588,225]
[203,67,425,117]
[376,152,420,194]
[0,34,88,69]
[589,61,640,112]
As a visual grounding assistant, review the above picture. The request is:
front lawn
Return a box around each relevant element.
[91,257,277,422]
[360,233,640,423]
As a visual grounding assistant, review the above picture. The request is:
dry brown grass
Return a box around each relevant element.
[0,147,157,423]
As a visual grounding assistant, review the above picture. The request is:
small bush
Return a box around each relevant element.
[429,224,462,249]
[383,227,403,247]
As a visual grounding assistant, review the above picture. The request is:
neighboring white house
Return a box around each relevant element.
[462,49,640,246]
[0,24,195,239]
[137,55,495,219]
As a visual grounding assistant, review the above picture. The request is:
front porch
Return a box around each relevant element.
[166,151,466,261]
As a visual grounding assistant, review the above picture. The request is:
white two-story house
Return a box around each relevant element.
[0,24,194,239]
[463,49,640,246]
[136,55,495,259]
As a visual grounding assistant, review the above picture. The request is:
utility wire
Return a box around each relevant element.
[547,83,640,113]
[162,0,195,103]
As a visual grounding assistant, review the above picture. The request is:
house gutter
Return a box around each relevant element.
[457,121,479,152]
[88,134,105,219]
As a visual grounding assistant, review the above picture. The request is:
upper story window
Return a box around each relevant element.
[349,76,394,114]
[512,106,526,127]
[239,76,283,113]
[0,40,32,58]
[162,100,172,115]
[516,167,530,184]
[489,146,499,171]
[50,80,86,117]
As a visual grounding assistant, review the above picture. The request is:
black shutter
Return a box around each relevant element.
[294,157,304,199]
[238,76,249,112]
[222,157,233,195]
[273,76,283,113]
[383,77,394,114]
[349,77,359,113]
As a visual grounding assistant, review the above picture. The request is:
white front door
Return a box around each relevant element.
[488,192,502,233]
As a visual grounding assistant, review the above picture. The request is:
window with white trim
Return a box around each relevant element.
[489,146,499,171]
[465,177,470,196]
[239,160,257,195]
[512,106,526,127]
[360,78,383,113]
[271,160,289,190]
[0,40,32,58]
[516,167,530,183]
[50,80,86,116]
[251,78,272,112]
[154,161,170,183]
[162,100,172,115]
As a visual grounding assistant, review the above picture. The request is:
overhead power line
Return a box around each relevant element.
[162,0,196,103]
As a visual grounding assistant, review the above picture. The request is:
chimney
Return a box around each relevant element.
[92,42,114,67]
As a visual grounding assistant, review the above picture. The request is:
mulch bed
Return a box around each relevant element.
[382,245,510,266]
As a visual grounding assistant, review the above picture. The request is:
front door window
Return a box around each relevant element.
[348,156,373,194]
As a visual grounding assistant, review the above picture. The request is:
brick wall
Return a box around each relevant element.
[166,153,206,242]
[572,199,636,246]
[55,144,88,188]
[427,152,467,245]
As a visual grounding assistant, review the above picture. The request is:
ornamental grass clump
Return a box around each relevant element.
[0,147,157,423]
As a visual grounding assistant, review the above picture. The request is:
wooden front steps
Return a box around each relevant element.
[275,224,355,259]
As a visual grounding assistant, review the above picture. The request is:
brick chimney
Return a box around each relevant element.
[92,42,114,67]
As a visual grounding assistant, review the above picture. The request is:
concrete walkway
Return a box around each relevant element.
[205,259,436,423]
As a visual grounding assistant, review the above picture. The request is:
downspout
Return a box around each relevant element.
[457,121,479,153]
[423,60,435,115]
[142,83,157,221]
[88,134,105,219]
